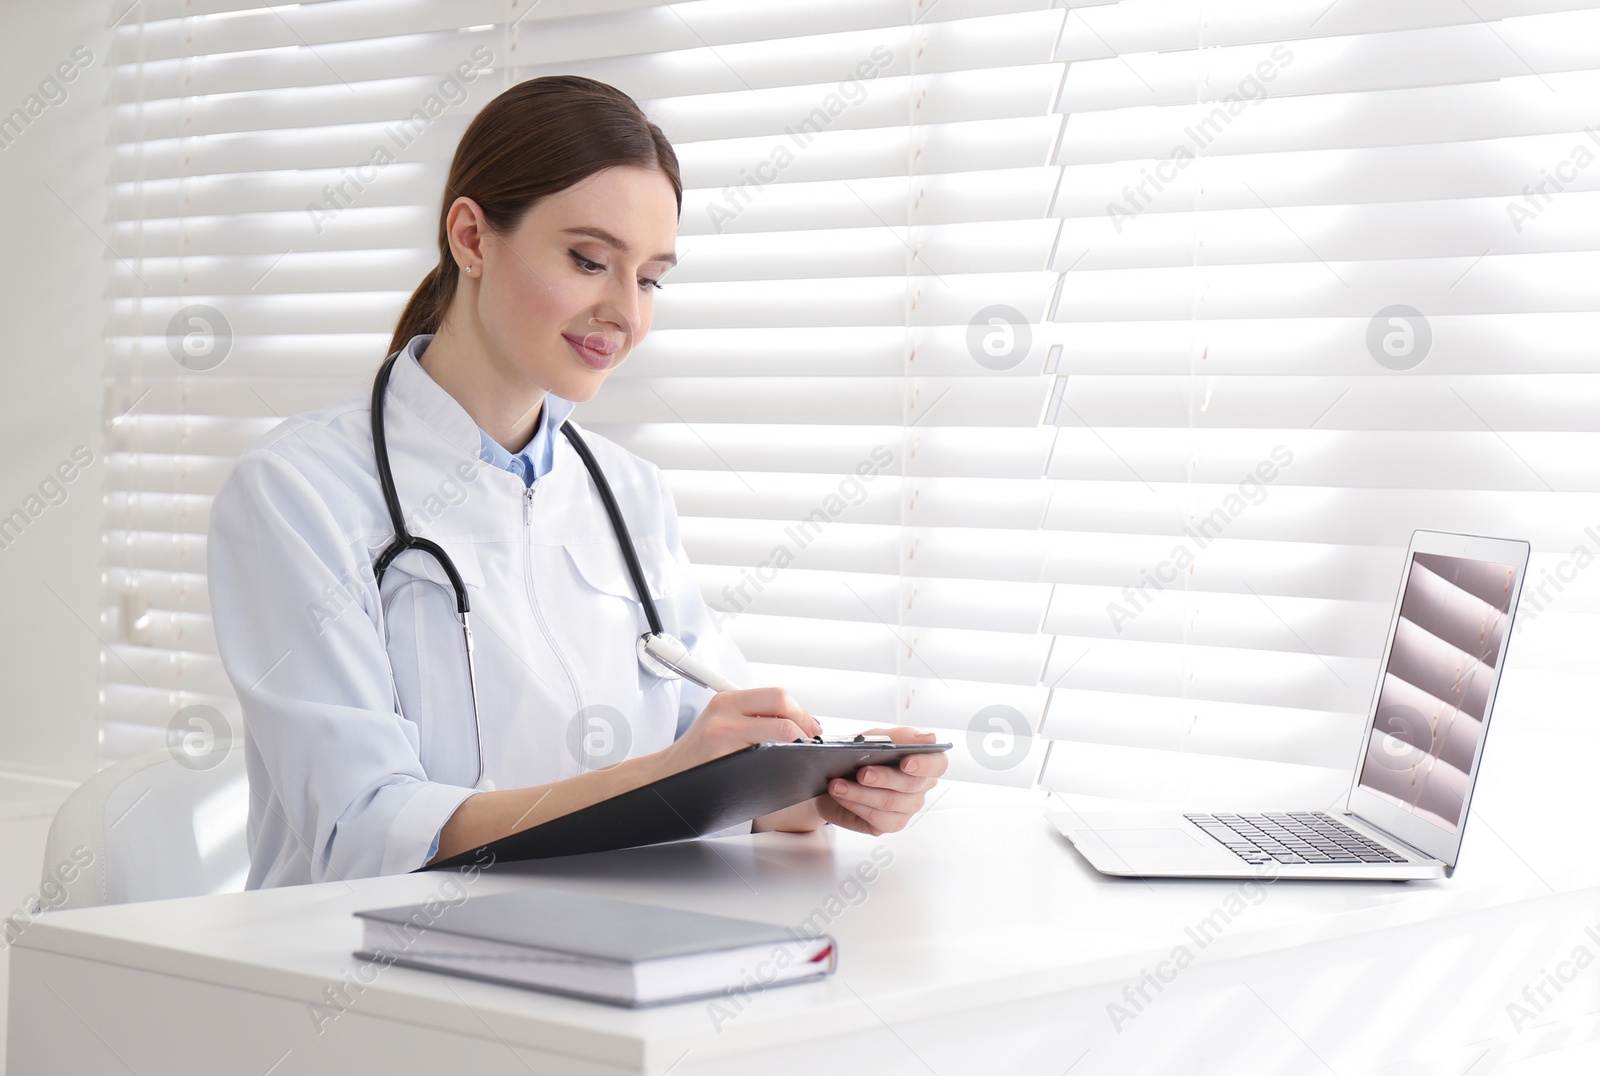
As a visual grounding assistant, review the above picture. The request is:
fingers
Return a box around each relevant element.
[747,716,816,745]
[728,687,821,737]
[855,726,946,789]
[796,725,943,834]
[868,747,948,785]
[831,774,926,812]
[863,726,940,748]
[815,791,901,836]
[864,762,934,794]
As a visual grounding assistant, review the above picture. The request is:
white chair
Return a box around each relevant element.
[36,741,251,911]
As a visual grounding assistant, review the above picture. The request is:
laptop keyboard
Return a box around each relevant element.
[1184,812,1409,866]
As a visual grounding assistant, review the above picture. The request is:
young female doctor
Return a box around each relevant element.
[207,75,946,888]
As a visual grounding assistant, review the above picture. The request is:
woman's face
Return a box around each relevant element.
[462,164,679,403]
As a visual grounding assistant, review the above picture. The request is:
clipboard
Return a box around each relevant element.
[417,735,952,872]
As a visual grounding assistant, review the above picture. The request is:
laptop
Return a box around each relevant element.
[1048,530,1529,881]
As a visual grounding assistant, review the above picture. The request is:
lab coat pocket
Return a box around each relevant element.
[376,542,487,787]
[561,535,684,611]
[562,536,686,709]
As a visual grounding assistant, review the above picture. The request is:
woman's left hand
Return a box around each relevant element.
[818,726,945,834]
[751,726,947,835]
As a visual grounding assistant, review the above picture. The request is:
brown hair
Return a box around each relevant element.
[388,75,682,357]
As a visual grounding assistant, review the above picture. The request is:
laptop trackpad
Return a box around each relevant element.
[1104,828,1204,849]
[1075,826,1203,851]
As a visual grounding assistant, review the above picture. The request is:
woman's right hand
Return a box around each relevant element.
[656,687,822,777]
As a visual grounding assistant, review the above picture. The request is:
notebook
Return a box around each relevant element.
[352,887,838,1007]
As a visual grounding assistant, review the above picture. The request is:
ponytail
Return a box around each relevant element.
[388,262,457,357]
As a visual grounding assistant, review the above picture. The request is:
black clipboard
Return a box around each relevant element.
[416,736,952,872]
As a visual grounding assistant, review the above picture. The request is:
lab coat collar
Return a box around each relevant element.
[384,333,482,462]
[376,333,529,546]
[390,333,580,477]
[375,333,601,546]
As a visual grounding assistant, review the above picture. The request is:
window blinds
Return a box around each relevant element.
[103,1,1599,811]
[1037,0,1600,806]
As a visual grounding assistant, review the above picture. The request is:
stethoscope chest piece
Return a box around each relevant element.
[637,631,740,693]
[636,632,680,680]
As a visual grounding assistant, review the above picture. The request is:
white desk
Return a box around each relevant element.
[8,733,1600,1076]
[0,770,76,1076]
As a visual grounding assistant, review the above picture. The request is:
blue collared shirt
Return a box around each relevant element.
[409,337,575,486]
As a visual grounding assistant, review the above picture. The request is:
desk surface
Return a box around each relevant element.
[15,731,1593,1075]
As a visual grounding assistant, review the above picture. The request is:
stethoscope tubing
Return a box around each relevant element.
[368,348,688,791]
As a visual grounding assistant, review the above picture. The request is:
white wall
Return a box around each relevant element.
[0,0,113,783]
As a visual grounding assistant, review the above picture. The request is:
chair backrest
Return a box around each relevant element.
[38,741,250,910]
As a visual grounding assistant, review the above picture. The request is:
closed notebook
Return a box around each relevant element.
[352,888,838,1007]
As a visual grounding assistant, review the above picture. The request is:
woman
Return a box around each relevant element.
[208,75,945,888]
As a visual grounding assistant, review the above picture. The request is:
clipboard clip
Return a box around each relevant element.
[790,733,896,744]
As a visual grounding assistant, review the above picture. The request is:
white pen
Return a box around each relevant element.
[636,632,741,693]
[637,633,884,743]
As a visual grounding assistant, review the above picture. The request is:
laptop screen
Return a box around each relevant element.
[1356,551,1520,835]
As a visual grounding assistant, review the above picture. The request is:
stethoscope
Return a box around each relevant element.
[369,349,739,791]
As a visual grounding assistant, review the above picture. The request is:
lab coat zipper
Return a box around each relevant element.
[523,482,586,772]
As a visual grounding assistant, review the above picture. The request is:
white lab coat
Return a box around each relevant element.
[207,340,752,889]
